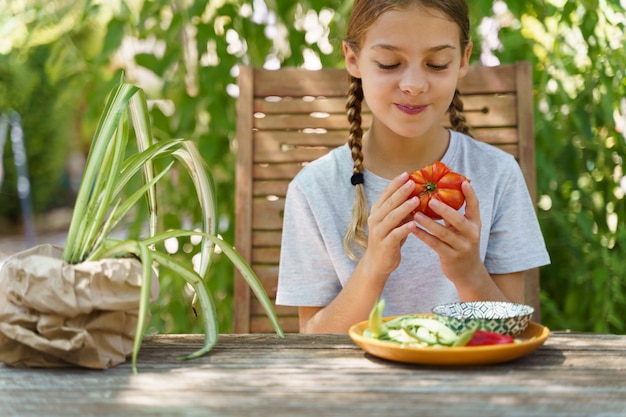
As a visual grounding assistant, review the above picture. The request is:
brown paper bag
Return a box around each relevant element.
[0,244,159,369]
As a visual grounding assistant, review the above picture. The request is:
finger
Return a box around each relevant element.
[385,180,417,214]
[443,181,480,235]
[411,213,454,252]
[461,180,479,219]
[426,184,479,235]
[369,190,421,247]
[414,209,457,246]
[371,195,420,242]
[383,195,420,229]
[371,176,416,224]
[393,218,420,243]
[371,172,410,211]
[428,198,459,222]
[420,199,466,237]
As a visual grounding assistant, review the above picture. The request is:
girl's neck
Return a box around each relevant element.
[362,123,451,179]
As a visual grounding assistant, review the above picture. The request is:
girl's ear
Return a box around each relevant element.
[343,42,362,79]
[458,41,473,79]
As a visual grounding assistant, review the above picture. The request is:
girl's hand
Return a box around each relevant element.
[299,173,421,334]
[359,172,421,278]
[412,180,486,285]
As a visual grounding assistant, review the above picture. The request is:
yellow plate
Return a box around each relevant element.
[349,315,550,366]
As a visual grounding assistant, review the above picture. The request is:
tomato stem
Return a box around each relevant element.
[420,181,438,195]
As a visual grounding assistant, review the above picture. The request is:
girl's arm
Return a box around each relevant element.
[298,259,387,333]
[298,172,422,334]
[413,180,525,304]
[492,272,525,304]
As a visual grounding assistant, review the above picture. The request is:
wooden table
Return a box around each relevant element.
[1,332,625,417]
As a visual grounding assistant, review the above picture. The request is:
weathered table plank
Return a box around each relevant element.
[1,332,625,417]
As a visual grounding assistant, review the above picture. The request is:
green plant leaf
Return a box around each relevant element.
[150,251,219,361]
[115,138,186,197]
[172,141,217,277]
[141,230,285,339]
[133,241,154,374]
[55,76,283,372]
[84,162,175,261]
[128,89,158,240]
[63,82,139,263]
[76,108,130,260]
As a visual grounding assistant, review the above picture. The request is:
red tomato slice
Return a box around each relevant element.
[466,330,515,346]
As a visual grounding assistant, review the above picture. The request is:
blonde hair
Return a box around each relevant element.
[342,0,474,259]
[343,76,368,259]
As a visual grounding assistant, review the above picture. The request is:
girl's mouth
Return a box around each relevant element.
[396,103,427,115]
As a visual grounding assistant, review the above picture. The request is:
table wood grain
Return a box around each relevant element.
[1,332,625,417]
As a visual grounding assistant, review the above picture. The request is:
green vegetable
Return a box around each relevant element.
[452,328,477,347]
[368,298,389,339]
[363,299,477,348]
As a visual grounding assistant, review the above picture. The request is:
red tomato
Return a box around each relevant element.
[408,162,469,220]
[466,330,515,346]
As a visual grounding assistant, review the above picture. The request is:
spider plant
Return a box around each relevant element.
[62,79,283,373]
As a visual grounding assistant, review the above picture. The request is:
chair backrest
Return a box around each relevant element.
[234,62,539,333]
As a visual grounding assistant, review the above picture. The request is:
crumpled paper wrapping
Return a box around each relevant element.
[0,244,159,369]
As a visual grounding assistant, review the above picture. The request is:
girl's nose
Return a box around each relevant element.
[399,68,428,96]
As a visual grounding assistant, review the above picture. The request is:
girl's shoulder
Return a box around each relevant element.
[452,130,515,156]
[444,131,527,191]
[447,131,519,169]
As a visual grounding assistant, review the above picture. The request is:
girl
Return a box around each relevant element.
[275,0,550,333]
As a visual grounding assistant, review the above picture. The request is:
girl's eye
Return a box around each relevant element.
[428,63,450,71]
[376,62,400,70]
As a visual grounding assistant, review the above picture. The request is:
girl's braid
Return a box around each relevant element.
[448,89,474,138]
[343,75,368,259]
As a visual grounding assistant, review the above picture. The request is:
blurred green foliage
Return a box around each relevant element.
[0,47,76,215]
[1,0,624,334]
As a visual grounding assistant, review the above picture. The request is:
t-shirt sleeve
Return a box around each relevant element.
[483,162,551,274]
[275,180,343,307]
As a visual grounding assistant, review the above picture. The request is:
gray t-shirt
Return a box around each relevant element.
[276,130,550,316]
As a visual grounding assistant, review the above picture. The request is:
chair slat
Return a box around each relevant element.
[251,300,297,316]
[250,267,280,293]
[252,65,518,97]
[254,94,516,117]
[251,315,299,333]
[251,179,289,196]
[458,65,517,94]
[252,128,519,166]
[254,114,371,130]
[253,163,304,181]
[253,67,350,97]
[254,96,516,130]
[252,142,518,167]
[252,198,285,230]
[252,247,281,265]
[249,264,280,280]
[255,130,349,146]
[254,97,347,114]
[252,230,282,247]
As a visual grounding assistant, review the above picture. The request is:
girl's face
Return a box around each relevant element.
[344,6,472,140]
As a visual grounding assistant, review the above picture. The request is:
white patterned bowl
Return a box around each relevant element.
[432,301,534,337]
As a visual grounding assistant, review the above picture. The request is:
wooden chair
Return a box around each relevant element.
[234,62,539,333]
